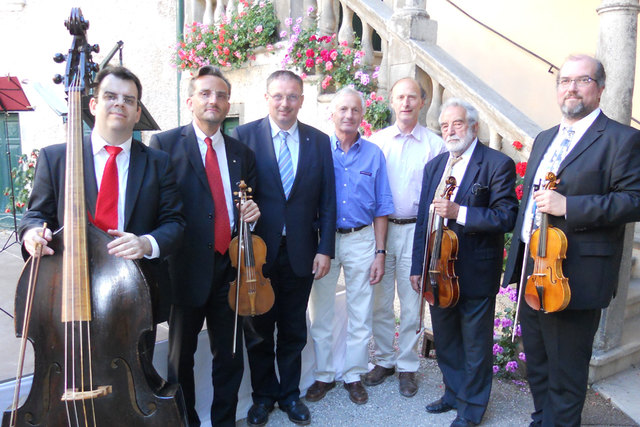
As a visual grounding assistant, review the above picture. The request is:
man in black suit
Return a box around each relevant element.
[410,99,517,427]
[231,70,336,426]
[150,66,259,427]
[504,54,640,427]
[21,66,185,326]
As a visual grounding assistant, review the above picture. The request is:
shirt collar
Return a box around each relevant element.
[91,129,132,155]
[560,107,601,136]
[331,133,362,151]
[392,122,420,139]
[192,122,224,148]
[269,116,299,140]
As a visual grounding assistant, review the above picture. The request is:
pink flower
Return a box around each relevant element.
[301,73,307,80]
[305,48,315,57]
[340,40,349,47]
[280,30,288,38]
[305,58,314,68]
[325,61,333,71]
[330,50,338,61]
[254,25,263,33]
[266,44,274,51]
[285,18,293,27]
[307,6,315,15]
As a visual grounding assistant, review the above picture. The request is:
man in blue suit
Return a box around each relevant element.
[232,70,336,426]
[151,66,259,426]
[411,99,518,427]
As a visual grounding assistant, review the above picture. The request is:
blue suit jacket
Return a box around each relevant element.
[503,112,640,309]
[150,124,256,307]
[411,141,518,299]
[232,117,336,277]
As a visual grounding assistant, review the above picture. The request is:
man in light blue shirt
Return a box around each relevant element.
[307,87,394,405]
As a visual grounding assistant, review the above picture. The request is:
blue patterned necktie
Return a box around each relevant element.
[549,127,574,174]
[278,130,294,199]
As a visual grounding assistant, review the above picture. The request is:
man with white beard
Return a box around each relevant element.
[410,99,518,426]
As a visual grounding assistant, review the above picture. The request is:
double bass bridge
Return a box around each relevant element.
[61,385,112,401]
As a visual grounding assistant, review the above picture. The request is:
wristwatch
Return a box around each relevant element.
[375,249,386,255]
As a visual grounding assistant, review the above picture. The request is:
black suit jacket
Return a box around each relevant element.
[411,141,518,298]
[19,136,185,322]
[150,125,256,307]
[503,112,640,309]
[231,117,336,277]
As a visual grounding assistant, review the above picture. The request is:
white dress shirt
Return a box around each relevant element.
[91,130,159,258]
[370,122,445,218]
[268,116,300,180]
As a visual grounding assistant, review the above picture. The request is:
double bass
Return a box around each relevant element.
[417,177,460,332]
[3,9,186,426]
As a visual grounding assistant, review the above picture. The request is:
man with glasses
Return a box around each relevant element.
[232,70,336,426]
[504,54,640,426]
[364,77,445,397]
[151,65,259,426]
[411,99,517,427]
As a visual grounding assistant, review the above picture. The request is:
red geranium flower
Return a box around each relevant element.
[515,184,524,200]
[515,161,527,178]
[305,48,315,58]
[513,140,523,150]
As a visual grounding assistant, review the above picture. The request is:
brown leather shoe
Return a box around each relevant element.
[344,381,368,404]
[398,372,418,397]
[361,365,395,386]
[305,380,336,402]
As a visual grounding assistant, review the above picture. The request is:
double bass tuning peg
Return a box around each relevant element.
[53,53,66,63]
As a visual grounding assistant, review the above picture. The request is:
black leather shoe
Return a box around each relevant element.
[247,403,274,427]
[426,398,455,414]
[450,416,476,427]
[280,400,311,425]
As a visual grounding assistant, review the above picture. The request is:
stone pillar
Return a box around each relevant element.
[426,80,443,132]
[596,0,640,124]
[318,0,338,37]
[274,0,309,33]
[489,128,502,151]
[361,22,375,66]
[226,0,237,16]
[209,0,222,24]
[338,3,355,46]
[303,0,318,29]
[592,0,639,356]
[387,0,437,88]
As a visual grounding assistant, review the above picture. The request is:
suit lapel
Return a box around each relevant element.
[454,142,483,204]
[431,155,448,200]
[183,125,210,192]
[524,127,558,190]
[124,140,146,230]
[83,135,98,219]
[291,121,311,199]
[557,112,607,176]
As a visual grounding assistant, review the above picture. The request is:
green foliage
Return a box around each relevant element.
[3,149,39,214]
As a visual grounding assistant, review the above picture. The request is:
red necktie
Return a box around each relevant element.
[94,145,123,232]
[205,137,231,254]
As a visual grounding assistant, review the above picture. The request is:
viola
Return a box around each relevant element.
[524,172,571,312]
[228,180,274,355]
[3,9,186,426]
[418,177,460,330]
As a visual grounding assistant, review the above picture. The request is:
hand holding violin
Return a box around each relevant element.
[239,199,260,223]
[432,199,460,220]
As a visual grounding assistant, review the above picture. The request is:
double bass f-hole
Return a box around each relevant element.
[228,180,274,357]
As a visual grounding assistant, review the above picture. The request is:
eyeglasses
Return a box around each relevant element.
[101,92,138,107]
[439,120,466,132]
[557,76,595,88]
[196,90,229,101]
[268,93,301,103]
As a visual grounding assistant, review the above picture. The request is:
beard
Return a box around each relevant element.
[445,131,475,155]
[561,98,588,120]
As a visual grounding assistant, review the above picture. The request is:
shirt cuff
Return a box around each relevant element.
[143,234,160,259]
[456,205,467,226]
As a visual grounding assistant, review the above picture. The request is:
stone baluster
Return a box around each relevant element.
[213,0,225,24]
[226,0,237,16]
[361,22,375,66]
[318,0,338,37]
[203,0,216,25]
[489,128,502,151]
[303,0,318,29]
[377,40,389,95]
[338,2,355,46]
[189,0,205,26]
[426,80,443,132]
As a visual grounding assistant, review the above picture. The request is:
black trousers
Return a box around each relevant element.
[521,303,601,427]
[243,239,314,408]
[431,296,496,424]
[167,253,243,427]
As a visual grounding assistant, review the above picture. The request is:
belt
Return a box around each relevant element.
[336,224,368,234]
[389,217,417,225]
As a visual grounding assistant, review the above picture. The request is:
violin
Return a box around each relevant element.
[3,9,186,426]
[418,177,460,328]
[228,180,274,355]
[524,172,571,312]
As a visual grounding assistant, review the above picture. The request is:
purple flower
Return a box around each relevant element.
[494,318,501,328]
[292,25,301,34]
[285,18,293,27]
[360,73,370,85]
[519,352,526,362]
[307,6,315,15]
[501,317,513,328]
[492,344,503,355]
[492,365,500,374]
[280,30,288,38]
[505,361,518,372]
[296,17,303,25]
[514,324,522,337]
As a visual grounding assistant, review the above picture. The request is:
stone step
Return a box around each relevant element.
[625,278,640,320]
[589,314,640,383]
